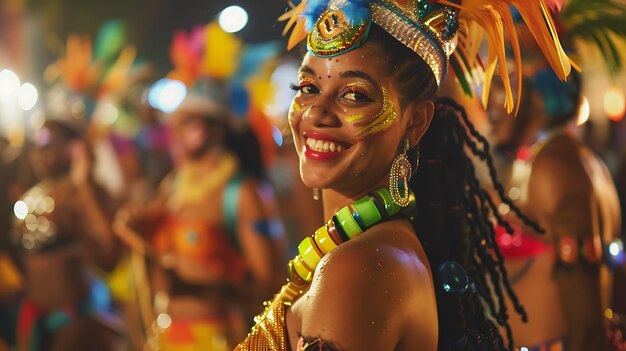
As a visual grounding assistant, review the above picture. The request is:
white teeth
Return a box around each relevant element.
[305,137,346,153]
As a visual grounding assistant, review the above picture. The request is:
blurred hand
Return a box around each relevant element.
[69,141,93,187]
[113,204,158,255]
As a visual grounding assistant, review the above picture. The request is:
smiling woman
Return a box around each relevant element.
[235,0,573,350]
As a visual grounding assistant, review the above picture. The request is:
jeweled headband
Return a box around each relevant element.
[279,0,573,114]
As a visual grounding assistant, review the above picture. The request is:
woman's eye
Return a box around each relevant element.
[340,89,374,102]
[290,82,320,95]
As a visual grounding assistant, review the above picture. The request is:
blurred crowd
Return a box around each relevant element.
[0,1,625,351]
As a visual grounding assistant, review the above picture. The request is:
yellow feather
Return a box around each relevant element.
[202,22,243,80]
[99,46,137,98]
[287,21,308,51]
[278,0,309,51]
[437,0,572,114]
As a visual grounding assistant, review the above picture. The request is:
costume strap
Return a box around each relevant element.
[224,173,245,250]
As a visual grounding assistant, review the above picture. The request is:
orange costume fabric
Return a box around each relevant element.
[152,214,246,282]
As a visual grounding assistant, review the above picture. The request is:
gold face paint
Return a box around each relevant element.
[354,86,397,137]
[292,100,302,112]
[345,112,364,123]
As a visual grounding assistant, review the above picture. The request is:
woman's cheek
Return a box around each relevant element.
[288,99,305,129]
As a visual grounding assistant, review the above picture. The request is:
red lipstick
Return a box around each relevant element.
[303,131,350,161]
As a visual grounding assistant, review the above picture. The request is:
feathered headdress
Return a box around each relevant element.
[167,21,282,166]
[45,20,145,121]
[279,0,573,114]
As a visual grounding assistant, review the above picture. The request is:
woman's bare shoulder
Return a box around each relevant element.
[296,223,437,350]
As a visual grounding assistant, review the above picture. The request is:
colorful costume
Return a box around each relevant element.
[8,182,121,351]
[497,128,622,266]
[490,1,626,339]
[16,277,119,351]
[147,151,251,350]
[152,215,246,283]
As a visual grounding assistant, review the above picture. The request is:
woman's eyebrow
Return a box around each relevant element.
[299,65,316,76]
[339,70,377,86]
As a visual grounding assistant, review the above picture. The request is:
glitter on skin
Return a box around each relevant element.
[354,86,397,137]
[345,112,365,123]
[299,76,317,87]
[342,82,375,124]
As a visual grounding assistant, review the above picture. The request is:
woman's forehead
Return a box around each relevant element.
[300,44,388,77]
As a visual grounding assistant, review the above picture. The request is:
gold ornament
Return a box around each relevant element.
[312,188,321,201]
[389,139,411,207]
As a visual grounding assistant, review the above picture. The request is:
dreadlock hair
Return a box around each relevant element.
[367,25,543,350]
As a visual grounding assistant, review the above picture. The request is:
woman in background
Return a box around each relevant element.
[9,116,122,351]
[119,95,284,351]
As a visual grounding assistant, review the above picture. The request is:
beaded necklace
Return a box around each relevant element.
[255,187,415,322]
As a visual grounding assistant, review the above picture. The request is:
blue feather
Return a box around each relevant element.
[303,0,328,31]
[343,0,372,25]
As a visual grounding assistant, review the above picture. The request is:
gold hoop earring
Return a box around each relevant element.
[390,139,412,207]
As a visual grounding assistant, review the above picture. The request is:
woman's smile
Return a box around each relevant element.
[303,131,353,161]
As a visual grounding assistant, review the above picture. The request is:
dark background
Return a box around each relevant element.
[10,0,288,76]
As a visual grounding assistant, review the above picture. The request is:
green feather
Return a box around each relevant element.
[562,0,626,74]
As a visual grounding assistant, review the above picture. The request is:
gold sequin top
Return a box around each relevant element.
[235,301,288,351]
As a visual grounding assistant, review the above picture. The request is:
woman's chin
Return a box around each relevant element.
[299,173,328,190]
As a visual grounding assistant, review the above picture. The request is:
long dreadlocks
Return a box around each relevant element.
[367,25,543,350]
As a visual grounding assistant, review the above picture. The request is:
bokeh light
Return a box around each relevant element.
[148,78,187,113]
[265,60,299,119]
[218,5,249,33]
[0,69,20,100]
[604,87,625,122]
[272,125,283,147]
[14,200,29,220]
[576,96,590,126]
[18,82,38,111]
[98,102,119,125]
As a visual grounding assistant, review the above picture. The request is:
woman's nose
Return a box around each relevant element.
[303,98,341,127]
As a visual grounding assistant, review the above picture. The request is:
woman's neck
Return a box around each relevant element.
[321,173,391,219]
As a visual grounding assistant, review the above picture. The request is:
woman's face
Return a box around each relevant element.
[30,124,72,179]
[170,113,224,160]
[289,42,417,194]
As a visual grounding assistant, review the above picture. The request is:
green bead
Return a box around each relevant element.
[373,188,400,216]
[335,206,363,239]
[353,197,381,228]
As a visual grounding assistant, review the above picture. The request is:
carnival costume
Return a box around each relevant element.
[489,1,626,349]
[235,0,574,350]
[124,22,284,351]
[0,25,142,350]
[9,165,121,351]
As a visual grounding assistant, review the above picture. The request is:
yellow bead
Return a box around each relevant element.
[298,237,324,271]
[313,225,338,254]
[292,256,313,283]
